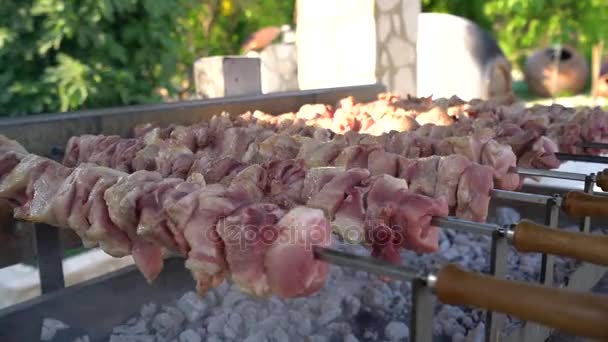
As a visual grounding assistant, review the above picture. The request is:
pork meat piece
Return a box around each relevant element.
[408,156,440,198]
[217,203,284,297]
[50,165,114,247]
[297,104,333,120]
[333,144,384,169]
[367,149,400,177]
[518,137,561,169]
[166,184,245,294]
[2,155,72,225]
[456,164,494,222]
[307,168,370,219]
[387,132,434,158]
[435,155,471,208]
[110,139,144,172]
[415,107,454,126]
[296,137,344,167]
[189,156,246,184]
[331,186,366,243]
[300,167,347,202]
[136,178,186,252]
[63,135,120,168]
[546,123,582,154]
[265,207,331,298]
[480,140,520,191]
[496,129,540,158]
[104,171,166,282]
[250,134,300,163]
[218,127,261,160]
[0,135,27,155]
[362,115,419,135]
[132,143,194,178]
[435,129,494,163]
[264,159,307,208]
[365,177,447,263]
[229,165,268,202]
[85,168,132,257]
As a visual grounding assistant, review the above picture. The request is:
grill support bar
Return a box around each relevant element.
[556,152,608,164]
[486,229,509,342]
[33,223,65,294]
[580,175,596,233]
[410,278,434,342]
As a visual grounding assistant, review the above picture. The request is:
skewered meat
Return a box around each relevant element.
[0,135,449,298]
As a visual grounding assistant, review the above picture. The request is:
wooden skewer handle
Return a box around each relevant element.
[512,219,608,266]
[562,191,608,217]
[435,264,608,340]
[597,169,608,192]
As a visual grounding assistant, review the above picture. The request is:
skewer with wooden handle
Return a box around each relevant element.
[562,190,608,217]
[433,217,608,267]
[511,219,608,266]
[596,169,608,191]
[314,247,608,340]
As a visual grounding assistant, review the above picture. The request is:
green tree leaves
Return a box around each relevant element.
[423,0,608,68]
[0,0,294,116]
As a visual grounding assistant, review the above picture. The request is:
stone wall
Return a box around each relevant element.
[375,0,419,96]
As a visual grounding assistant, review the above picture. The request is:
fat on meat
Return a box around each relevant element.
[456,164,494,222]
[408,156,440,198]
[306,168,370,219]
[265,207,332,298]
[435,155,471,208]
[365,176,447,263]
[217,203,284,297]
[480,140,521,191]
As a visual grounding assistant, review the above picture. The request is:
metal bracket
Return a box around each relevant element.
[33,223,65,294]
[539,196,560,285]
[485,228,509,342]
[580,174,595,233]
[410,278,434,342]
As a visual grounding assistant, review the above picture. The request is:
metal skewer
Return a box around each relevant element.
[313,246,608,341]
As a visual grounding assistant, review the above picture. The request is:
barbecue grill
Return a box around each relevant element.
[0,84,607,342]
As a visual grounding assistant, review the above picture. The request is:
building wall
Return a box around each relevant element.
[296,0,419,96]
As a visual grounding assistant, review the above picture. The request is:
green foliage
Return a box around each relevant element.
[422,0,608,69]
[0,0,294,116]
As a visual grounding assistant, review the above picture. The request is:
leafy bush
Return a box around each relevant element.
[422,0,608,68]
[0,0,294,116]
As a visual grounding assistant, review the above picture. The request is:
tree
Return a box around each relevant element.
[0,0,294,116]
[422,0,608,68]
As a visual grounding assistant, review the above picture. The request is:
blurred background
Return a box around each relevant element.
[0,0,607,116]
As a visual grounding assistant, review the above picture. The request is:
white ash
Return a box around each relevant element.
[107,207,586,342]
[40,318,69,341]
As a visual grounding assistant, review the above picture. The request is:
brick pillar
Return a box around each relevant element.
[374,0,419,96]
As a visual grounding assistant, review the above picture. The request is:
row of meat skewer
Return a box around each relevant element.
[3,95,608,339]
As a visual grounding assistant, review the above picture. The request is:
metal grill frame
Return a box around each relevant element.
[0,83,606,342]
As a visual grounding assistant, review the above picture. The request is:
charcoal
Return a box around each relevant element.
[112,319,147,335]
[140,303,158,319]
[177,292,208,323]
[223,313,244,339]
[205,335,223,342]
[342,295,361,318]
[268,326,289,342]
[309,335,329,342]
[40,318,69,341]
[178,329,201,342]
[345,333,360,342]
[109,335,155,342]
[206,313,229,336]
[384,321,409,341]
[243,331,268,342]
